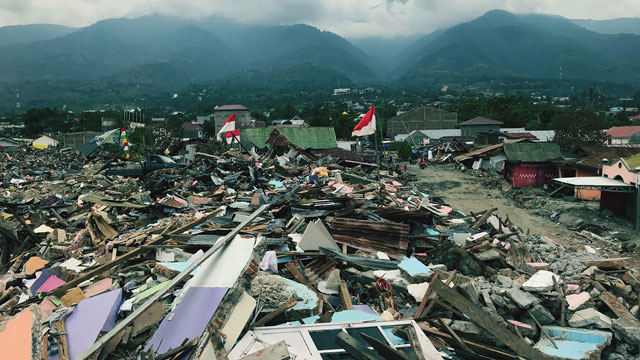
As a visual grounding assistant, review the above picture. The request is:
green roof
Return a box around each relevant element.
[241,127,337,149]
[624,153,640,170]
[503,142,562,162]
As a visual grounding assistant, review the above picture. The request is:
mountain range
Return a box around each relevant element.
[0,10,639,105]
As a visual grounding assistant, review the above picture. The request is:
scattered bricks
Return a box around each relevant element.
[582,258,630,269]
[505,288,538,309]
[524,262,550,273]
[522,270,560,292]
[622,271,640,292]
[568,308,612,329]
[529,303,555,325]
[566,292,591,311]
[600,291,633,319]
[496,275,513,288]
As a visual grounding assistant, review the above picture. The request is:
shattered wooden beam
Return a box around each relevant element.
[583,258,630,268]
[420,324,518,360]
[429,280,551,360]
[49,210,221,297]
[253,299,297,328]
[404,324,426,360]
[340,280,354,310]
[438,318,474,354]
[472,208,497,229]
[360,333,408,360]
[421,270,456,317]
[415,272,439,318]
[77,204,270,360]
[335,332,385,360]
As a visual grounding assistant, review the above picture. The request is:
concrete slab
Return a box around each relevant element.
[566,292,591,311]
[221,291,256,352]
[505,288,538,308]
[568,308,611,329]
[522,270,560,292]
[299,219,339,252]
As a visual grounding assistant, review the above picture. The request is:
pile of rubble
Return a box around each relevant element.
[1,137,639,360]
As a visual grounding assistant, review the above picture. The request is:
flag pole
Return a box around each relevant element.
[374,126,381,184]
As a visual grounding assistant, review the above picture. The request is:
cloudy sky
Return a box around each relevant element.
[1,0,639,38]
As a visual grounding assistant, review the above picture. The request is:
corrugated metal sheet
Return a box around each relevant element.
[331,218,409,259]
[241,127,337,149]
[504,142,562,162]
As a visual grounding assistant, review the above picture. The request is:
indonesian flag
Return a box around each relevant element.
[352,104,376,137]
[217,113,236,141]
[225,129,240,144]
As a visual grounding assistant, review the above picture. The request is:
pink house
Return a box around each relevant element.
[601,155,639,219]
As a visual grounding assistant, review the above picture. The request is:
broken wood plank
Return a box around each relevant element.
[49,210,222,297]
[422,270,456,317]
[583,258,630,268]
[552,276,565,327]
[335,332,385,360]
[420,324,518,360]
[429,280,551,360]
[54,320,70,360]
[471,208,497,229]
[360,333,408,360]
[438,318,474,354]
[340,280,354,310]
[253,299,297,328]
[528,310,557,349]
[415,272,439,318]
[405,324,426,360]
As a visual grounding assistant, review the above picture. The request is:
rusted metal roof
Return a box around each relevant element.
[331,217,409,259]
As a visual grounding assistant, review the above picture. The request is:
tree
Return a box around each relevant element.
[201,120,217,139]
[552,111,607,153]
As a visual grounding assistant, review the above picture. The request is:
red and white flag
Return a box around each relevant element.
[217,113,236,141]
[352,104,376,137]
[225,129,240,144]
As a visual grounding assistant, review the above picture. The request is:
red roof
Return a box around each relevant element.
[459,116,503,126]
[628,114,640,120]
[214,104,249,111]
[503,132,538,139]
[606,126,640,138]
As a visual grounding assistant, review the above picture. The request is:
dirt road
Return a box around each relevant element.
[410,164,582,249]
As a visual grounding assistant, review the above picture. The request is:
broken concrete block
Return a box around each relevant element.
[566,292,591,311]
[530,303,555,325]
[407,282,430,302]
[568,308,612,329]
[583,258,630,268]
[611,317,640,350]
[451,320,483,335]
[398,256,433,281]
[318,269,340,295]
[522,270,560,292]
[458,279,480,305]
[496,275,513,288]
[490,293,507,308]
[505,288,538,309]
[299,219,339,252]
[599,291,630,319]
[475,249,500,261]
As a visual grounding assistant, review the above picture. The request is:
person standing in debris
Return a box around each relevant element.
[420,157,427,169]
